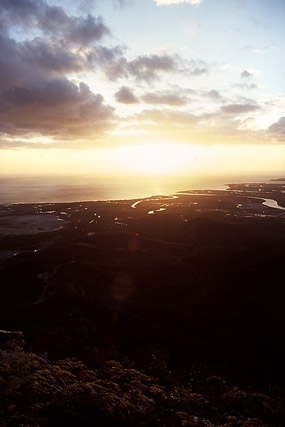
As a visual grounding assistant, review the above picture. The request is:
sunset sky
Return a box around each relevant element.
[0,0,284,177]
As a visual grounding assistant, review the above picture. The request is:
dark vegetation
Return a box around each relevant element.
[1,335,284,426]
[0,183,285,425]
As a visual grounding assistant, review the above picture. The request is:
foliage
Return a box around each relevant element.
[0,340,284,426]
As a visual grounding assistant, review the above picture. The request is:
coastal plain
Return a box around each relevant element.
[0,182,285,425]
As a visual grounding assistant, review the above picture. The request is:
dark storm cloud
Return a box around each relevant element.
[0,1,110,45]
[87,45,127,76]
[0,0,40,13]
[221,103,261,114]
[103,53,179,81]
[115,86,139,104]
[128,54,176,79]
[0,78,115,138]
[67,15,109,45]
[36,4,70,33]
[0,79,89,109]
[0,0,179,91]
[104,54,178,81]
[0,0,113,81]
[80,93,115,121]
[0,34,26,90]
[22,38,82,73]
[101,57,127,80]
[0,0,41,30]
[39,9,110,46]
[141,91,186,106]
[0,34,123,86]
[0,34,85,91]
[0,0,118,142]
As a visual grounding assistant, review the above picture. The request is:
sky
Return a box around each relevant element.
[0,0,284,178]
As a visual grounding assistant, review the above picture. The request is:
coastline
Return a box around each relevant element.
[0,174,282,205]
[1,181,285,239]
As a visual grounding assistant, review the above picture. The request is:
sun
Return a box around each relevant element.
[114,142,196,176]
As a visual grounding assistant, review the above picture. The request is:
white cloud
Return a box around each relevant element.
[219,64,231,71]
[154,0,202,6]
[247,68,261,75]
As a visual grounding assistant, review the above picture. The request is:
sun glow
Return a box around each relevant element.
[114,143,196,175]
[1,143,284,178]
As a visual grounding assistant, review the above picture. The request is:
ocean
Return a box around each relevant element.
[0,174,281,205]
